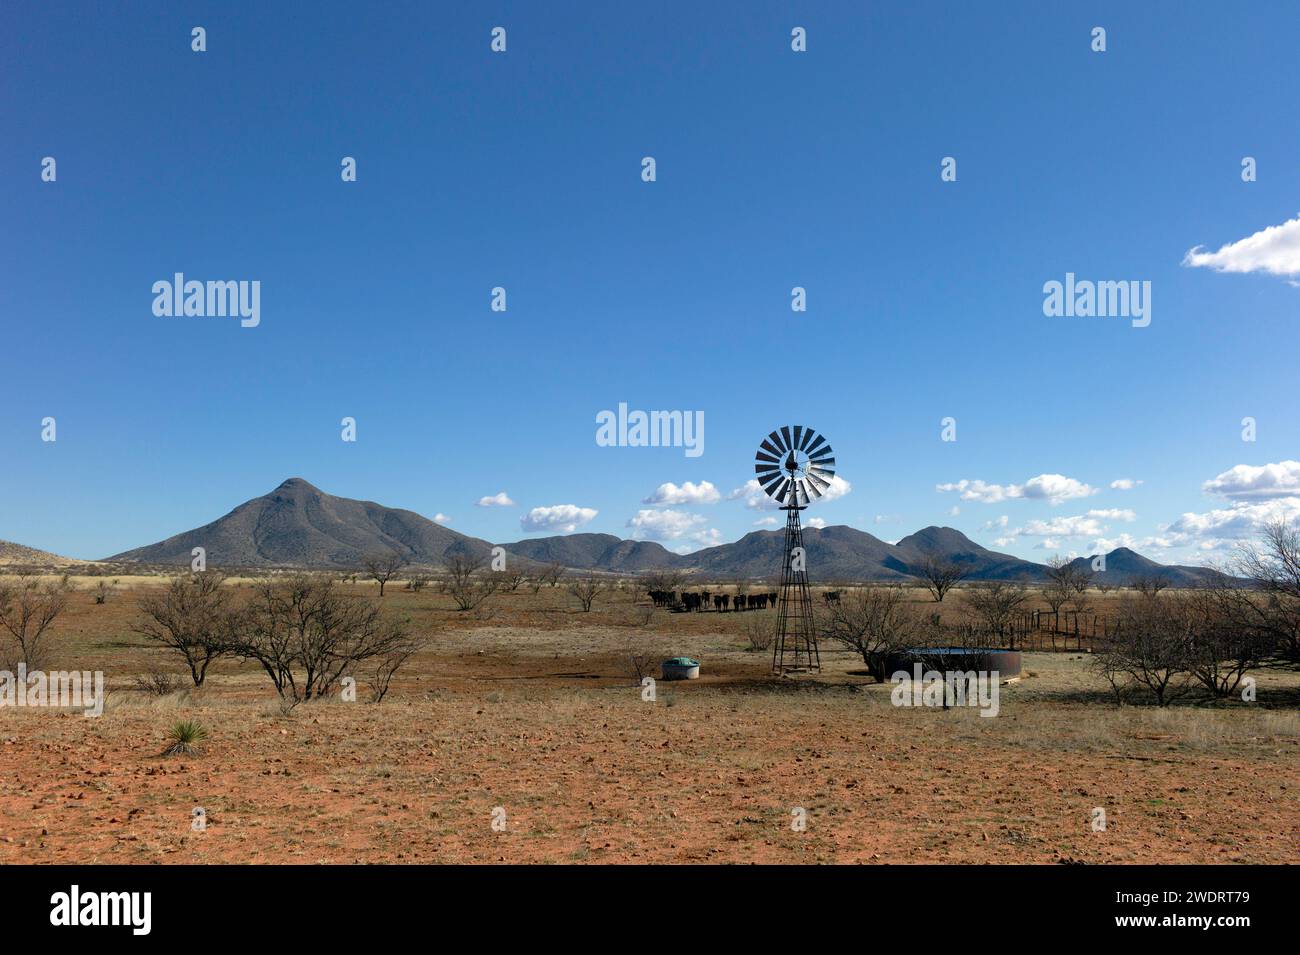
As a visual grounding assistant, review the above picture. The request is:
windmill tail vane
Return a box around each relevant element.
[754,426,833,673]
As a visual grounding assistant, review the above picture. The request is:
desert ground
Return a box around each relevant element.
[1,573,1296,864]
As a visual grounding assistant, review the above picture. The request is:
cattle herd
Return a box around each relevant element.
[647,590,780,612]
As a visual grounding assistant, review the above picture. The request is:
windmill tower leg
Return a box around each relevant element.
[773,504,820,674]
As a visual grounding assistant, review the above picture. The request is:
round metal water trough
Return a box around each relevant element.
[661,657,700,680]
[883,647,1022,680]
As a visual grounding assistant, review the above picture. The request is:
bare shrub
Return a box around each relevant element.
[361,551,408,597]
[539,561,565,589]
[962,580,1029,647]
[820,584,925,681]
[640,568,690,596]
[568,572,608,612]
[368,637,423,703]
[441,554,499,611]
[1173,587,1269,697]
[230,575,421,702]
[917,556,969,602]
[133,665,185,697]
[624,649,657,685]
[133,572,234,687]
[1131,573,1170,598]
[405,573,431,593]
[492,569,527,593]
[1231,518,1300,666]
[0,574,69,671]
[1094,594,1193,706]
[741,614,776,651]
[1041,557,1075,615]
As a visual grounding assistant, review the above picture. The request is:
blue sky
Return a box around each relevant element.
[3,1,1299,564]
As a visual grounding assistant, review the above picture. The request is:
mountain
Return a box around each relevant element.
[891,526,1043,581]
[109,478,499,569]
[1065,547,1226,588]
[682,525,909,580]
[0,540,80,567]
[106,478,1223,585]
[501,534,686,572]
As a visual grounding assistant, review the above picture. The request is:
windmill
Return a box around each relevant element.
[754,425,835,673]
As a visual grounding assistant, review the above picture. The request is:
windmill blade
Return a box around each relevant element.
[798,480,812,505]
[760,439,782,458]
[780,426,793,452]
[799,428,816,451]
[755,450,780,465]
[756,467,782,485]
[768,430,788,453]
[809,454,836,468]
[758,470,784,492]
[805,434,827,455]
[805,471,830,494]
[774,478,792,503]
[792,425,804,451]
[808,465,836,480]
[806,480,824,499]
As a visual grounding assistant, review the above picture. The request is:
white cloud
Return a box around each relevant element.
[807,517,827,529]
[997,513,1124,542]
[937,473,1097,506]
[729,479,778,510]
[948,505,960,517]
[1165,497,1300,544]
[626,508,707,541]
[672,527,724,554]
[1016,515,1106,538]
[1087,508,1136,522]
[476,491,515,508]
[1183,214,1300,278]
[819,474,853,502]
[1088,534,1139,553]
[520,504,598,533]
[1109,478,1142,491]
[753,516,778,527]
[642,480,720,506]
[433,513,451,524]
[1202,461,1300,501]
[981,515,1010,531]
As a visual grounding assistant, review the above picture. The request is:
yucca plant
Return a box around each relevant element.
[162,719,208,757]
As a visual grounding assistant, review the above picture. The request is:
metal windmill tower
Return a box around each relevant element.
[754,426,835,674]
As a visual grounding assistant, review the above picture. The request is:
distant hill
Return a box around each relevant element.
[501,533,685,572]
[105,478,1225,585]
[891,526,1044,581]
[1065,547,1226,588]
[682,525,910,580]
[109,478,500,569]
[0,540,80,567]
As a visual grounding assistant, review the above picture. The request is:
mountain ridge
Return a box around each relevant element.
[98,479,1220,586]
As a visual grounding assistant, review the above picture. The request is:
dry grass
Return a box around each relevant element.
[0,576,1296,864]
